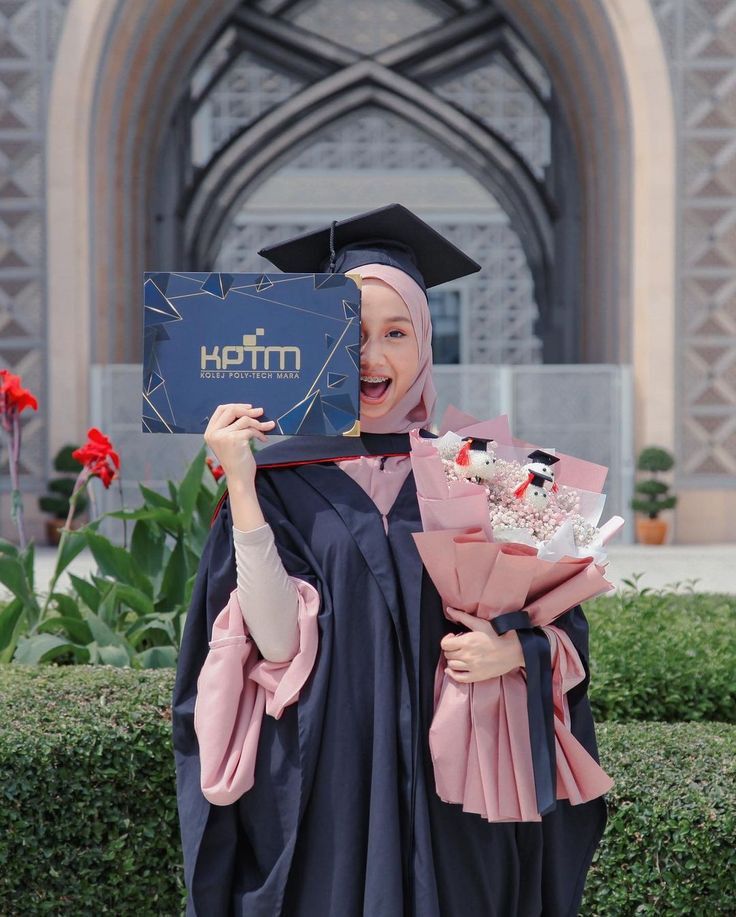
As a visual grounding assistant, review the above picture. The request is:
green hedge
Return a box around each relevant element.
[0,666,183,914]
[585,593,735,723]
[0,666,734,915]
[584,722,736,916]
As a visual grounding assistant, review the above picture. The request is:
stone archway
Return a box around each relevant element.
[46,0,676,480]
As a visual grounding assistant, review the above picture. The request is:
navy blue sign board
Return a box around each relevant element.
[142,271,361,436]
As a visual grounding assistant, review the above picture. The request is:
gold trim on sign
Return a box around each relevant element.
[342,420,360,437]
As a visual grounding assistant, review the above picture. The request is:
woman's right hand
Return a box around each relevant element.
[203,403,276,488]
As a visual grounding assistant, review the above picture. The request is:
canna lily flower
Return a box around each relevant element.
[0,368,38,422]
[206,456,225,481]
[0,368,39,548]
[72,427,120,489]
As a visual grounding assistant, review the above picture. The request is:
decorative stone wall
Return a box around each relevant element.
[652,0,736,485]
[0,0,69,541]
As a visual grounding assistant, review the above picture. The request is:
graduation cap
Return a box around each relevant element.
[257,203,481,292]
[464,436,495,451]
[527,449,560,467]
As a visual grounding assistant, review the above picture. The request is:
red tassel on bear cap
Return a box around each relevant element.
[455,440,472,467]
[513,472,534,499]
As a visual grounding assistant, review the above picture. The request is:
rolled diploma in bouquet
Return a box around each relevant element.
[409,422,620,823]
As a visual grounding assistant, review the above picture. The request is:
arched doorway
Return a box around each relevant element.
[46,0,675,485]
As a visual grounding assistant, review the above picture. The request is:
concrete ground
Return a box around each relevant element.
[2,542,734,599]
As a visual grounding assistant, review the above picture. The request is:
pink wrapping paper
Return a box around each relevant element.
[410,428,615,822]
[194,577,320,806]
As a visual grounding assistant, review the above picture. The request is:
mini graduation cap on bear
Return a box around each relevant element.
[512,448,561,501]
[257,202,481,292]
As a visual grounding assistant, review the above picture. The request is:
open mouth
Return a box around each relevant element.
[360,375,392,403]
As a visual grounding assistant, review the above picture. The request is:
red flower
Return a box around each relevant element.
[0,368,38,415]
[72,427,120,490]
[206,456,225,481]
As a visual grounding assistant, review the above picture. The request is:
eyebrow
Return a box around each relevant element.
[383,316,412,324]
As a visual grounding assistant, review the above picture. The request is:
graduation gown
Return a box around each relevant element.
[172,433,607,916]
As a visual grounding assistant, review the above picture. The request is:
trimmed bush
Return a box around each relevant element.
[584,722,736,915]
[0,666,734,914]
[585,592,736,723]
[0,665,184,914]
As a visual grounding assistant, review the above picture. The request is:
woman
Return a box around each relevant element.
[172,205,608,916]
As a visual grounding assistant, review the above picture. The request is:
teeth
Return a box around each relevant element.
[361,376,390,383]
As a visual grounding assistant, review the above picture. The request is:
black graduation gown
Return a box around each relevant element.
[172,434,607,917]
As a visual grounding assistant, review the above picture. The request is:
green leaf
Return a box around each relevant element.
[67,574,101,613]
[106,506,182,535]
[160,539,186,609]
[135,645,177,668]
[83,531,152,595]
[125,613,175,647]
[138,483,176,510]
[97,644,130,667]
[0,538,19,557]
[48,591,83,619]
[0,597,25,661]
[52,518,102,583]
[96,581,120,628]
[177,446,206,527]
[83,609,129,655]
[115,583,154,617]
[14,633,79,664]
[0,555,32,604]
[128,519,165,579]
[38,615,93,645]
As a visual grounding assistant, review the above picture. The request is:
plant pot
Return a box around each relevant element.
[636,516,668,545]
[45,516,84,546]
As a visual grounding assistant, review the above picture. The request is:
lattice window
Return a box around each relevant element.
[286,107,457,170]
[432,56,551,180]
[191,51,306,167]
[428,290,461,364]
[444,221,541,364]
[283,0,449,54]
[216,214,541,366]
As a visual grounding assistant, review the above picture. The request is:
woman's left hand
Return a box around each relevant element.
[440,607,525,683]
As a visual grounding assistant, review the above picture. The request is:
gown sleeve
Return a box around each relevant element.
[192,472,322,806]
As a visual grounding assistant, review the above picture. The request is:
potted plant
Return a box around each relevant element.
[630,446,677,545]
[38,444,89,545]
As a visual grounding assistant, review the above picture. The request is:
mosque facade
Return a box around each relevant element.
[0,0,734,543]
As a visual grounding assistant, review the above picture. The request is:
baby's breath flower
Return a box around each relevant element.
[440,456,601,549]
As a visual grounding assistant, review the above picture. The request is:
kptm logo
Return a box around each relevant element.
[200,328,301,371]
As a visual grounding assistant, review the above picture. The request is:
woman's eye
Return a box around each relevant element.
[387,329,406,338]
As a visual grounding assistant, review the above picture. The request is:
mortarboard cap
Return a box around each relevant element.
[464,436,495,451]
[257,203,481,292]
[527,449,560,466]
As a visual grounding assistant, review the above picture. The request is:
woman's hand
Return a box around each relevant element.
[203,403,275,488]
[440,607,525,683]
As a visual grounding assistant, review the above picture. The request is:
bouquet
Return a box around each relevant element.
[410,410,623,822]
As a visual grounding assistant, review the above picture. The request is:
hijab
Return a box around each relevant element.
[349,262,436,434]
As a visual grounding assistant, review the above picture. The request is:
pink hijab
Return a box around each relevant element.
[350,262,437,434]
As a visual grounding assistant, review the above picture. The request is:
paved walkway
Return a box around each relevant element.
[2,542,734,599]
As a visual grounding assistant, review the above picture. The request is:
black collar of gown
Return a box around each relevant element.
[210,429,437,525]
[253,429,437,469]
